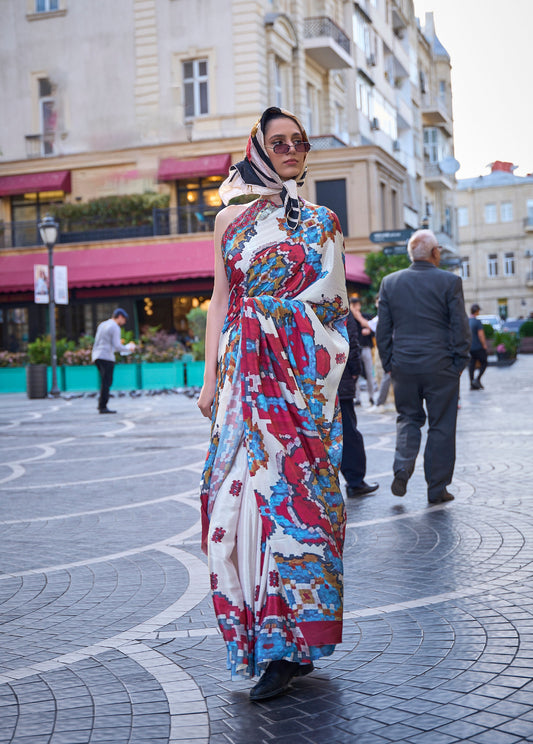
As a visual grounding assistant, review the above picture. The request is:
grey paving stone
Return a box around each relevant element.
[1,361,533,743]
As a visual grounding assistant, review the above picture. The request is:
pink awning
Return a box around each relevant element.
[345,253,370,284]
[158,154,231,181]
[0,170,71,196]
[0,240,214,294]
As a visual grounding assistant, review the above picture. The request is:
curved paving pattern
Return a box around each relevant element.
[0,359,533,743]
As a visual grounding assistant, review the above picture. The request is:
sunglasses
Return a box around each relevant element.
[267,142,311,155]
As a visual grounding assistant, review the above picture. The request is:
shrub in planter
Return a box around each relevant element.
[186,307,207,361]
[0,351,27,367]
[27,336,75,365]
[138,326,185,363]
[519,320,533,337]
[482,323,495,339]
[493,331,519,358]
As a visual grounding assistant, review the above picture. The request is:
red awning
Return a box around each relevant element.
[158,154,231,181]
[0,240,214,294]
[345,253,370,285]
[0,170,71,196]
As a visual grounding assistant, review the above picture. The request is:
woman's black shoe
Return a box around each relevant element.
[249,660,301,701]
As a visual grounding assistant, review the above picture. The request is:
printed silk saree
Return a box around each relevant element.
[200,197,348,678]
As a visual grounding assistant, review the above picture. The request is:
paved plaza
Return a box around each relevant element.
[0,356,533,744]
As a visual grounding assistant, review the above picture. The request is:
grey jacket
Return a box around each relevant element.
[376,261,471,375]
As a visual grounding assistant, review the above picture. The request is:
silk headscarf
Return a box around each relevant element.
[219,106,309,230]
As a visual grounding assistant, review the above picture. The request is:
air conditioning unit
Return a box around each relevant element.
[367,53,377,67]
[371,117,380,130]
[393,139,401,151]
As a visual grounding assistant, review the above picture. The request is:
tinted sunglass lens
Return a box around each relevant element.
[272,142,311,154]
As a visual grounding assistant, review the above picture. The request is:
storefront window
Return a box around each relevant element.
[177,176,223,233]
[0,308,29,351]
[10,190,64,247]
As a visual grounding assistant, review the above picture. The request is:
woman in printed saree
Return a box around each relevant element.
[197,107,349,701]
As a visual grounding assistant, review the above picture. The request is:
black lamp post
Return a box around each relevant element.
[38,213,60,397]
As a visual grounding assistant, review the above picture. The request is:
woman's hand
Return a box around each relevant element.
[197,379,217,419]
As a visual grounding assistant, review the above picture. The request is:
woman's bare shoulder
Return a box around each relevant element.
[215,203,252,231]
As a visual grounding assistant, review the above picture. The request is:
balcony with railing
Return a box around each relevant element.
[303,17,354,69]
[421,95,453,136]
[0,205,222,250]
[423,161,454,191]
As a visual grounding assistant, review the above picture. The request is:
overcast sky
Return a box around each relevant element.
[412,0,533,179]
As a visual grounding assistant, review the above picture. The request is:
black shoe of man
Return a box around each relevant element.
[428,490,455,504]
[346,482,379,498]
[99,408,117,414]
[391,472,408,497]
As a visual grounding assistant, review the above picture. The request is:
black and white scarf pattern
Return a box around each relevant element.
[219,107,309,231]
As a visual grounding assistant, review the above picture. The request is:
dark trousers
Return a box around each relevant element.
[469,348,488,383]
[95,359,115,411]
[391,368,460,501]
[340,398,366,488]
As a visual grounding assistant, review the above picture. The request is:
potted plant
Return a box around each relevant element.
[26,337,50,398]
[493,331,519,365]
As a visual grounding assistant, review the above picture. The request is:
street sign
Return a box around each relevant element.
[369,229,413,244]
[383,245,408,256]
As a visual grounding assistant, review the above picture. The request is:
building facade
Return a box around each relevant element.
[0,0,457,350]
[456,161,533,320]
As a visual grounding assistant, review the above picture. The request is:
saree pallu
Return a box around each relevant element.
[200,198,348,678]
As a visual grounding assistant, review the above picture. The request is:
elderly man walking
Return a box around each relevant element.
[376,230,471,504]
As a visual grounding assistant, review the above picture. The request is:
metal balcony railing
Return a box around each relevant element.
[0,205,222,249]
[303,16,350,54]
[309,134,348,150]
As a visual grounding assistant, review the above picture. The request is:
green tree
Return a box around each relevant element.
[186,307,208,361]
[362,251,411,303]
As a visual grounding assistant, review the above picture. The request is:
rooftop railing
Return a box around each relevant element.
[304,16,350,54]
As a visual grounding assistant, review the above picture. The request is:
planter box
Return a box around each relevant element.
[113,363,141,390]
[519,337,533,354]
[64,365,99,391]
[185,360,205,387]
[0,367,27,393]
[141,361,185,388]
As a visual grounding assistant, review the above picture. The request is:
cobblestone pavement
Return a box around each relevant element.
[1,357,532,744]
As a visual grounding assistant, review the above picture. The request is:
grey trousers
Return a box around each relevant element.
[391,367,460,500]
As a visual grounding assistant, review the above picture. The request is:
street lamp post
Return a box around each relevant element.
[38,214,60,397]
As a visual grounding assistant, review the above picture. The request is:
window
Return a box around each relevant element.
[457,206,469,227]
[36,0,59,11]
[353,10,372,58]
[176,175,223,234]
[183,59,208,118]
[501,202,513,222]
[460,257,470,280]
[487,253,498,277]
[485,204,497,224]
[315,180,348,236]
[10,191,64,247]
[504,252,515,276]
[305,84,318,135]
[527,199,533,224]
[274,58,284,108]
[439,80,446,100]
[356,74,373,120]
[423,127,438,163]
[444,206,452,236]
[37,77,56,155]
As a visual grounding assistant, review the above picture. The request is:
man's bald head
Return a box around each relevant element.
[407,229,441,265]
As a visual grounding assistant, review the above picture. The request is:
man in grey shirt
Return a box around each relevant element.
[376,230,471,504]
[91,308,135,413]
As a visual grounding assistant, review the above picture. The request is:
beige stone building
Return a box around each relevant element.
[456,161,533,320]
[0,0,457,347]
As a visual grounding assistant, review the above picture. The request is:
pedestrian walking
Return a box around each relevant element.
[339,311,379,497]
[91,308,135,414]
[350,297,376,406]
[469,303,488,390]
[368,296,392,413]
[197,107,348,701]
[376,229,471,504]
